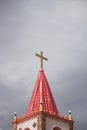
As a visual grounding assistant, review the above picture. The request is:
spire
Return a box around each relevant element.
[26,70,59,117]
[26,51,58,117]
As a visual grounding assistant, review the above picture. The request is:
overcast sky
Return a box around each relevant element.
[0,0,87,130]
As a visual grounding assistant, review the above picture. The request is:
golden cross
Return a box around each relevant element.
[35,51,48,70]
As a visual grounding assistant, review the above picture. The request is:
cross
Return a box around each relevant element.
[35,51,48,70]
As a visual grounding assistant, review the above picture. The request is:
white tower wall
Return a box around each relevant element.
[17,118,37,130]
[46,117,69,130]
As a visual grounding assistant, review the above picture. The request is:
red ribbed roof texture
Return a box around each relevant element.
[26,70,59,117]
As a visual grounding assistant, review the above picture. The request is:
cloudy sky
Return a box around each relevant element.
[0,0,87,130]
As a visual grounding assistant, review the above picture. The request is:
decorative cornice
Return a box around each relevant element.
[15,111,73,124]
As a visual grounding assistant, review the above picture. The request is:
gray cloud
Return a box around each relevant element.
[0,0,87,130]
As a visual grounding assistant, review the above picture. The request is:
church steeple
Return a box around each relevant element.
[26,51,59,117]
[12,52,74,130]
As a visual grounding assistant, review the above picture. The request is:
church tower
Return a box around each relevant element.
[12,51,74,130]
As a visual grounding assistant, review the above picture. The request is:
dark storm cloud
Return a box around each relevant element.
[0,0,87,130]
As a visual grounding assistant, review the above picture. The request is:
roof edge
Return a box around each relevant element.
[16,112,73,124]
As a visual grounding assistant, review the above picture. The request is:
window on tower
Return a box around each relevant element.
[19,128,22,130]
[24,128,30,130]
[53,126,61,130]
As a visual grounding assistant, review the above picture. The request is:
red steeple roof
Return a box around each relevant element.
[26,69,59,117]
[16,69,73,124]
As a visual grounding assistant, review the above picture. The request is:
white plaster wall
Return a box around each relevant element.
[46,117,69,130]
[17,118,37,130]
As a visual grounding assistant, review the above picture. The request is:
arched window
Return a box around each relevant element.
[19,128,22,130]
[53,126,61,130]
[24,128,30,130]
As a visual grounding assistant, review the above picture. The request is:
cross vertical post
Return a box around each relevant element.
[35,51,48,70]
